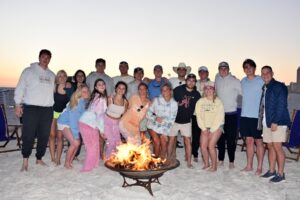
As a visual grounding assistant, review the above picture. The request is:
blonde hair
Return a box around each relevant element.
[55,70,68,84]
[69,84,89,110]
[203,86,217,102]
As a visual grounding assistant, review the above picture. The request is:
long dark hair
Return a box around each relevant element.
[73,70,86,84]
[87,79,107,108]
[115,81,128,101]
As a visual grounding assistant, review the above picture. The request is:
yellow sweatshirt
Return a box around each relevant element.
[195,97,224,133]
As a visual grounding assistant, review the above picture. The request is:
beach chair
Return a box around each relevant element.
[284,109,300,161]
[0,104,22,152]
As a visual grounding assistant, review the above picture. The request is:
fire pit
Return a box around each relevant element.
[104,141,180,196]
[105,159,180,196]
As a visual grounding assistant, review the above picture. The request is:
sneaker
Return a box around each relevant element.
[193,157,198,163]
[176,141,183,148]
[261,170,276,178]
[270,173,286,183]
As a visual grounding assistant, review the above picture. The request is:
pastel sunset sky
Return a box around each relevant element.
[0,0,299,87]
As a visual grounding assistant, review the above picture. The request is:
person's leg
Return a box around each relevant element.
[273,142,285,176]
[226,114,238,169]
[208,129,222,172]
[56,130,64,165]
[255,138,265,175]
[149,129,160,157]
[62,128,76,168]
[217,133,225,165]
[80,123,94,171]
[167,136,176,161]
[200,131,209,169]
[160,135,168,160]
[36,107,53,164]
[93,129,100,168]
[99,134,105,160]
[267,143,276,173]
[243,137,254,171]
[184,136,192,167]
[74,135,82,158]
[21,106,39,171]
[49,119,56,163]
[191,115,201,161]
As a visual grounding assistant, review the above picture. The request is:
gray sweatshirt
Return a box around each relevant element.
[14,62,55,107]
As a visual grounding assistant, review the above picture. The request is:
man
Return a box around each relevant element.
[192,66,210,162]
[112,61,134,86]
[169,62,191,89]
[169,73,201,168]
[169,62,192,149]
[240,59,265,175]
[14,49,56,171]
[127,67,144,99]
[215,61,242,169]
[260,66,290,183]
[148,65,168,100]
[86,58,114,95]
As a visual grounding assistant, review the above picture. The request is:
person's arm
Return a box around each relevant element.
[14,69,29,117]
[146,98,157,122]
[210,99,225,132]
[195,100,206,131]
[271,84,288,131]
[163,100,178,127]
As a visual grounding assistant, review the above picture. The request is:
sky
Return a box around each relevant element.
[0,0,299,87]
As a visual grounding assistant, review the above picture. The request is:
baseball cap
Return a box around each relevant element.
[153,65,163,71]
[198,66,208,72]
[218,61,229,69]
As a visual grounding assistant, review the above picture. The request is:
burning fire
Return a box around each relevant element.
[107,140,166,171]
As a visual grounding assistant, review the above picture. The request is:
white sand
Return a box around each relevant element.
[1,142,300,200]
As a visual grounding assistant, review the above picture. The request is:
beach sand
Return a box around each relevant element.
[0,141,300,200]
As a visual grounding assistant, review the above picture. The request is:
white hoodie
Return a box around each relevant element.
[14,62,55,107]
[215,73,242,113]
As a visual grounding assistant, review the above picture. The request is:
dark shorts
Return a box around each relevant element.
[240,117,262,139]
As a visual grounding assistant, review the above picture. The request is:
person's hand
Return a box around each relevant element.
[156,117,163,123]
[271,123,278,132]
[15,105,23,118]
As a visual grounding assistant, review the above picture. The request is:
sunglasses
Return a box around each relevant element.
[137,105,144,112]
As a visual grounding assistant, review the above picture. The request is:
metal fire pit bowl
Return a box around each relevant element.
[105,159,180,196]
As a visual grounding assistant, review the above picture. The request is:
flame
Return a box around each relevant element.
[107,139,165,171]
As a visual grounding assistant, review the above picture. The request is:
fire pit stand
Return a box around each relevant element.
[105,159,180,196]
[120,172,163,196]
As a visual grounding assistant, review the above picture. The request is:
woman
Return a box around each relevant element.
[49,70,73,165]
[79,79,107,172]
[119,82,150,145]
[57,85,90,169]
[146,83,178,159]
[195,81,224,172]
[72,70,86,91]
[104,81,128,159]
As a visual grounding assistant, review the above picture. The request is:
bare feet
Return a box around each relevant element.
[187,163,194,169]
[55,159,61,166]
[64,163,73,169]
[208,167,217,172]
[202,165,210,170]
[218,161,224,166]
[229,162,235,169]
[241,167,253,172]
[20,159,28,172]
[255,168,263,176]
[36,160,48,166]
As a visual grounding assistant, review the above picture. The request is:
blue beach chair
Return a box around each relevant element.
[284,109,300,161]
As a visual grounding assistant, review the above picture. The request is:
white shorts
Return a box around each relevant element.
[57,123,70,131]
[170,122,191,137]
[262,126,287,143]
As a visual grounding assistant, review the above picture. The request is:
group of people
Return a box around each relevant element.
[14,49,290,183]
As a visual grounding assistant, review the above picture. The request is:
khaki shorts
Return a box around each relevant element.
[170,122,191,137]
[262,125,287,143]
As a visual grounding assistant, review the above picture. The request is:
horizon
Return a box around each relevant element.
[1,0,299,87]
